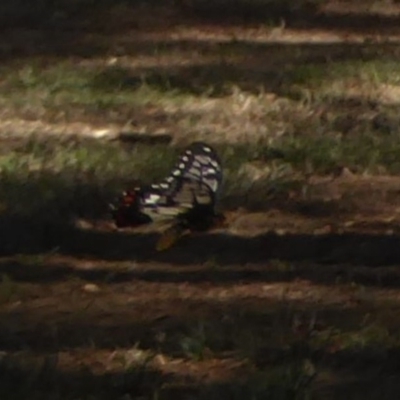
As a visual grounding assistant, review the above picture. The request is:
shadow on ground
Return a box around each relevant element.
[0,214,400,287]
[83,40,399,98]
[1,212,400,264]
[2,0,400,32]
[2,214,400,274]
[0,282,400,399]
[0,354,165,400]
[1,1,400,66]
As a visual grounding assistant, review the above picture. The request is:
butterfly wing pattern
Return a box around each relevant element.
[142,142,223,223]
[110,142,224,249]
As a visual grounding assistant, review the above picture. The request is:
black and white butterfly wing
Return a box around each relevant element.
[159,142,222,206]
[140,142,223,220]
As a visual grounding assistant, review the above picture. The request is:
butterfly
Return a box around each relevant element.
[110,142,225,250]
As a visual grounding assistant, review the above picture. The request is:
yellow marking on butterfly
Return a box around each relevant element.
[156,224,186,251]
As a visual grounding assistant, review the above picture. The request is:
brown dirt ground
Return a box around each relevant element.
[2,172,400,398]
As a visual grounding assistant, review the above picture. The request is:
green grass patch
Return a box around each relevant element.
[0,138,180,221]
[285,59,400,103]
[259,132,400,174]
[0,63,194,119]
[3,58,400,121]
[2,129,400,224]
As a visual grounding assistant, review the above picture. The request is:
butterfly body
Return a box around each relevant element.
[110,142,224,242]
